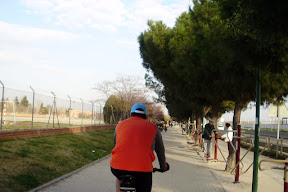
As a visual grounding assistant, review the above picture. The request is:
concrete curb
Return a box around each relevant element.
[209,168,228,192]
[29,154,111,192]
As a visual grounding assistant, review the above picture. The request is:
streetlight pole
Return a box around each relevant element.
[252,38,261,192]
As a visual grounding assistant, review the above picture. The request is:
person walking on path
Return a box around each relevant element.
[110,103,169,192]
[220,123,233,151]
[202,119,216,158]
[156,120,164,132]
[181,122,186,134]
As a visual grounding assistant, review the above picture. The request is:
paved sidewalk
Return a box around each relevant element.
[194,131,283,192]
[31,126,284,192]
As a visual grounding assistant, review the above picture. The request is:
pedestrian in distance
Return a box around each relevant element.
[202,119,216,158]
[156,120,163,132]
[220,123,233,151]
[181,122,186,134]
[189,124,193,135]
[110,103,170,192]
[160,122,164,132]
[156,120,161,130]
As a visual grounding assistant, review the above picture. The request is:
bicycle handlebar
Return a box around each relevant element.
[153,162,170,173]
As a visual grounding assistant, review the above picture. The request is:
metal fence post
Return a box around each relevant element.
[0,81,4,130]
[281,138,284,155]
[51,92,56,128]
[111,106,113,124]
[90,101,94,126]
[285,160,288,192]
[268,137,271,151]
[67,95,71,126]
[30,86,35,129]
[214,133,218,161]
[80,98,83,126]
[94,103,97,124]
[202,107,204,145]
[277,105,280,158]
[99,103,101,125]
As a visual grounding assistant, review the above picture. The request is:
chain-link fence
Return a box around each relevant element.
[0,82,108,130]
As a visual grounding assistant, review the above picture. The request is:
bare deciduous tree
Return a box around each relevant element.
[93,74,151,106]
[152,105,165,120]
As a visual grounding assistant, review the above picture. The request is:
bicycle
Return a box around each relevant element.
[119,167,168,192]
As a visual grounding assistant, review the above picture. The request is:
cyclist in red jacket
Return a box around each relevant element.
[110,103,169,192]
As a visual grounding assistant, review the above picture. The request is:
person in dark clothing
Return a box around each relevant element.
[202,119,216,157]
[181,122,186,134]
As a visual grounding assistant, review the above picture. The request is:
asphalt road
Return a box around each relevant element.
[240,130,288,149]
[244,129,288,139]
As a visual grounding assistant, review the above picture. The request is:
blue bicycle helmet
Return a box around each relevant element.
[130,103,147,115]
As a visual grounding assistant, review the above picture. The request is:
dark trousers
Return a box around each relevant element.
[111,167,152,192]
[227,142,231,151]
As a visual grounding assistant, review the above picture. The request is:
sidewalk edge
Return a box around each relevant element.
[29,154,111,192]
[209,169,228,192]
[192,145,227,192]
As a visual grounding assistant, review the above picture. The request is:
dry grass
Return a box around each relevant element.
[2,121,75,130]
[0,129,114,192]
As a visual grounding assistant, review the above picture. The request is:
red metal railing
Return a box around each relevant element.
[259,159,288,192]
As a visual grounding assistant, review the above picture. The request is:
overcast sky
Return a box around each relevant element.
[0,0,191,102]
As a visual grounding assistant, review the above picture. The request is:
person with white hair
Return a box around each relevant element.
[221,123,233,151]
[202,119,216,158]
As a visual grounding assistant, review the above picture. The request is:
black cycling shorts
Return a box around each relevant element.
[111,167,152,192]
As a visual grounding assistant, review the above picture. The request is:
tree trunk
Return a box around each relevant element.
[211,105,220,155]
[211,104,219,128]
[225,99,244,172]
[195,113,202,144]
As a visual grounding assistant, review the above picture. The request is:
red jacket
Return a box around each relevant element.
[110,116,160,172]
